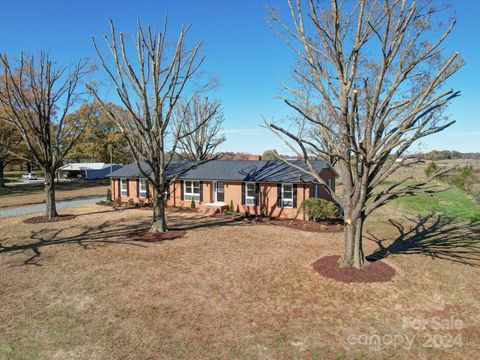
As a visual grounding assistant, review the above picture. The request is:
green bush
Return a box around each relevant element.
[301,198,339,222]
[106,188,112,202]
[446,166,473,191]
[190,198,196,209]
[425,161,438,177]
[229,200,234,212]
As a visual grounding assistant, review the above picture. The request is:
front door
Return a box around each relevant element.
[215,181,225,202]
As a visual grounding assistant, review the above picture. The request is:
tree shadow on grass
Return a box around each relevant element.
[0,213,245,266]
[366,213,480,267]
[0,219,150,266]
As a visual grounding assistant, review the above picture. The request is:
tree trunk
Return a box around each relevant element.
[150,188,168,233]
[340,212,365,268]
[44,170,58,219]
[0,159,5,188]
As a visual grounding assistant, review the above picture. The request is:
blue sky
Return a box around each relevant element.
[0,0,478,153]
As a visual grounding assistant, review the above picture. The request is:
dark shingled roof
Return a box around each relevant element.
[108,160,334,183]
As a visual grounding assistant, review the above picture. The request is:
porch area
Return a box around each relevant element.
[198,202,229,215]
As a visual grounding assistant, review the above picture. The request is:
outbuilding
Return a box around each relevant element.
[58,163,122,180]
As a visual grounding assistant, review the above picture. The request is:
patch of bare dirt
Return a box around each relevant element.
[312,255,396,283]
[23,214,76,224]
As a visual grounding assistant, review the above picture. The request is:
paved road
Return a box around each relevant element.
[0,196,104,218]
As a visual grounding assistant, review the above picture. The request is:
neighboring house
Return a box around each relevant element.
[108,160,337,219]
[58,163,122,180]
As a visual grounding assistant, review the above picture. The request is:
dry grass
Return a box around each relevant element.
[0,204,479,359]
[0,180,109,208]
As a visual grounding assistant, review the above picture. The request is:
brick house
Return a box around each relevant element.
[109,159,337,219]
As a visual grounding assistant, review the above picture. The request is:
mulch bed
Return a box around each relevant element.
[312,255,396,283]
[96,201,115,207]
[249,217,344,233]
[96,201,152,210]
[23,214,76,224]
[166,207,198,213]
[127,229,187,242]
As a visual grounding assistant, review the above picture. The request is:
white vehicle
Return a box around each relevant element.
[21,173,38,181]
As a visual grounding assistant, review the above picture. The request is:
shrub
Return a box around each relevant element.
[190,198,196,209]
[128,198,135,207]
[301,198,339,222]
[114,196,122,207]
[229,200,234,212]
[260,206,267,217]
[425,161,438,177]
[447,166,473,191]
[106,188,112,202]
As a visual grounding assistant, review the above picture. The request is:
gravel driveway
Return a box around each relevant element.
[0,196,104,218]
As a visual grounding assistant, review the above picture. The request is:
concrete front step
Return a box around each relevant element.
[199,203,229,215]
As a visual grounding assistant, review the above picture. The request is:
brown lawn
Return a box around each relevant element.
[0,180,109,208]
[0,203,479,359]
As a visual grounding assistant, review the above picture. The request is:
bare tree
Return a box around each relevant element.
[0,52,91,218]
[266,0,463,268]
[0,120,22,187]
[175,95,225,160]
[89,19,210,233]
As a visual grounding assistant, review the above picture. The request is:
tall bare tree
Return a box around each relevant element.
[175,95,225,160]
[266,0,463,268]
[0,52,91,218]
[89,19,210,233]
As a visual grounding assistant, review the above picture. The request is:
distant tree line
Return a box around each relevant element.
[413,150,480,160]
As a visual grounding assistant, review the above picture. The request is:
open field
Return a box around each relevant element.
[0,203,479,359]
[0,179,109,208]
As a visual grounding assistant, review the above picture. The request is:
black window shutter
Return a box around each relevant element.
[146,179,150,198]
[180,180,184,201]
[241,182,245,205]
[166,182,170,199]
[254,183,259,206]
[293,184,298,208]
[136,179,140,197]
[277,183,282,208]
[117,179,121,198]
[199,181,203,202]
[126,179,129,196]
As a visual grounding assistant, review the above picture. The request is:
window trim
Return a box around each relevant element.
[281,183,294,208]
[184,180,201,201]
[245,182,256,205]
[120,178,128,196]
[326,178,333,189]
[139,179,147,198]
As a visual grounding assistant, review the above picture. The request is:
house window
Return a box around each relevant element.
[245,182,256,205]
[326,178,333,189]
[282,183,293,208]
[120,178,128,196]
[184,180,200,201]
[139,179,147,197]
[313,184,320,198]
